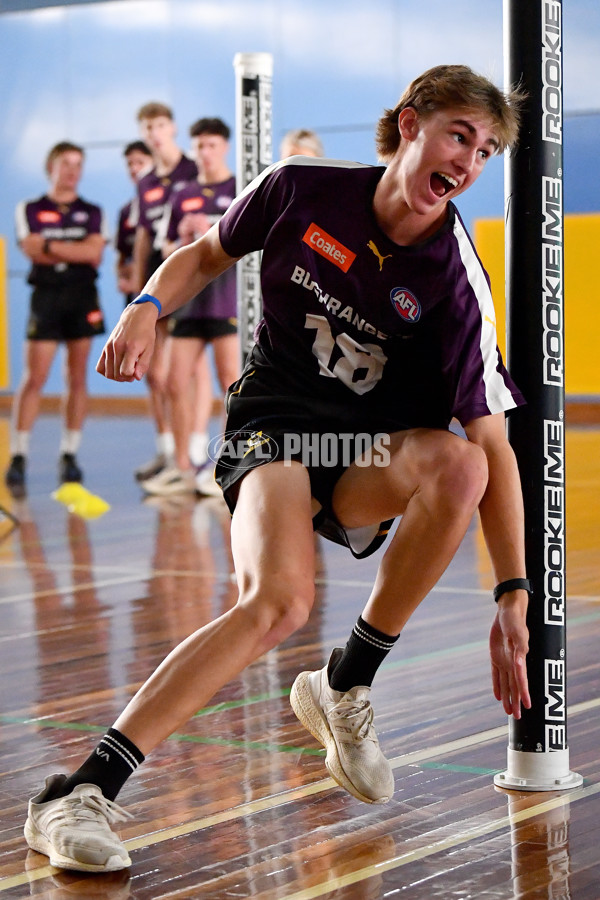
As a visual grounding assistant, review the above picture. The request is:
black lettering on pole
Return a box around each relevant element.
[504,0,567,757]
[234,55,273,362]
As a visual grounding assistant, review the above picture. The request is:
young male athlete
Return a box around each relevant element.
[5,142,108,493]
[114,140,153,305]
[130,102,198,481]
[24,65,531,873]
[141,117,239,497]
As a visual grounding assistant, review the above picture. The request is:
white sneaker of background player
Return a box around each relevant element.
[141,466,196,496]
[195,467,223,498]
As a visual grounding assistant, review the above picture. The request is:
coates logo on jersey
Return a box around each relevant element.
[181,197,204,212]
[144,187,164,203]
[302,223,356,273]
[37,210,61,224]
[390,287,421,323]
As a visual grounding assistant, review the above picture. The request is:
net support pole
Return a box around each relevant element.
[495,0,582,791]
[233,52,273,364]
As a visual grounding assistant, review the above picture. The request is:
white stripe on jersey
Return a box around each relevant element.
[154,200,172,251]
[99,206,111,243]
[14,200,30,241]
[227,156,372,215]
[453,216,517,415]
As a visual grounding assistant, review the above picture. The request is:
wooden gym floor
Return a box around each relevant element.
[0,412,599,899]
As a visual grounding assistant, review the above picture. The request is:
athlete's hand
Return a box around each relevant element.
[96,303,158,382]
[489,592,531,718]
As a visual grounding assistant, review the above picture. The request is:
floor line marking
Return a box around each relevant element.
[0,569,233,606]
[0,574,148,605]
[2,669,600,757]
[3,701,596,891]
[279,780,600,900]
[3,558,598,604]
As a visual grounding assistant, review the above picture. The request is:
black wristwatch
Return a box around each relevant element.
[493,578,533,603]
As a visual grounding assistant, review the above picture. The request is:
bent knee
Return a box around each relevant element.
[238,579,314,645]
[434,438,488,509]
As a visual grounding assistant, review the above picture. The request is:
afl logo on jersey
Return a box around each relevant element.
[391,287,421,323]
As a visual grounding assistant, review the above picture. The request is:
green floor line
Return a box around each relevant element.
[2,609,598,761]
[419,761,500,776]
[193,688,291,717]
[0,715,324,757]
[168,730,324,756]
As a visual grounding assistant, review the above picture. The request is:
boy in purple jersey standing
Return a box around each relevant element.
[141,117,239,497]
[5,142,108,494]
[115,141,153,305]
[24,66,532,872]
[130,102,198,482]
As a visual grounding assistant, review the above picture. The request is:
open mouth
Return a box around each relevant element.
[430,172,458,198]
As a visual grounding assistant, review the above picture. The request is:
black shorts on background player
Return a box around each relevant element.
[27,283,105,341]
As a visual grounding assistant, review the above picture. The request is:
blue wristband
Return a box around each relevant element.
[131,293,162,315]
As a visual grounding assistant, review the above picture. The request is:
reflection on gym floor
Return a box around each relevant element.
[1,415,599,898]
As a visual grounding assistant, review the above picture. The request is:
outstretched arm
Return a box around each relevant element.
[97,224,239,383]
[465,412,531,719]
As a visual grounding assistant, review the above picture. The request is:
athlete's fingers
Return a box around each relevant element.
[96,345,108,377]
[130,344,153,381]
[491,663,502,703]
[114,342,138,381]
[97,341,123,380]
[513,649,531,711]
[499,667,513,717]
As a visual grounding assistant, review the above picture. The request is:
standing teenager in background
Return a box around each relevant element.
[5,142,108,494]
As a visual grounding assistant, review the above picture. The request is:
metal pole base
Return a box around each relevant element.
[494,748,583,791]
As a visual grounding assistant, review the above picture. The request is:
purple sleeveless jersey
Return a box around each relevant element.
[158,175,237,321]
[15,194,108,286]
[218,157,525,430]
[115,198,136,261]
[135,155,198,248]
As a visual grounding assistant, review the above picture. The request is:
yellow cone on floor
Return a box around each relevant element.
[52,483,111,519]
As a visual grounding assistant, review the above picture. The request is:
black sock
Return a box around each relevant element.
[329,615,400,692]
[56,728,145,802]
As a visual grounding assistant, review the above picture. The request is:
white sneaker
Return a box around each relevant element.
[24,774,132,872]
[134,453,167,482]
[290,649,394,804]
[141,466,197,496]
[195,466,223,498]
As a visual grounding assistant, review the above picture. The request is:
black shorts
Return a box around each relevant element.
[214,352,397,559]
[168,316,238,340]
[27,283,105,341]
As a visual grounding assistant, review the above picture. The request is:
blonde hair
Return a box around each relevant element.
[280,128,324,159]
[136,101,173,122]
[375,64,525,162]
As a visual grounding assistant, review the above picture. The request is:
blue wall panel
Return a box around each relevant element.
[1,0,598,397]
